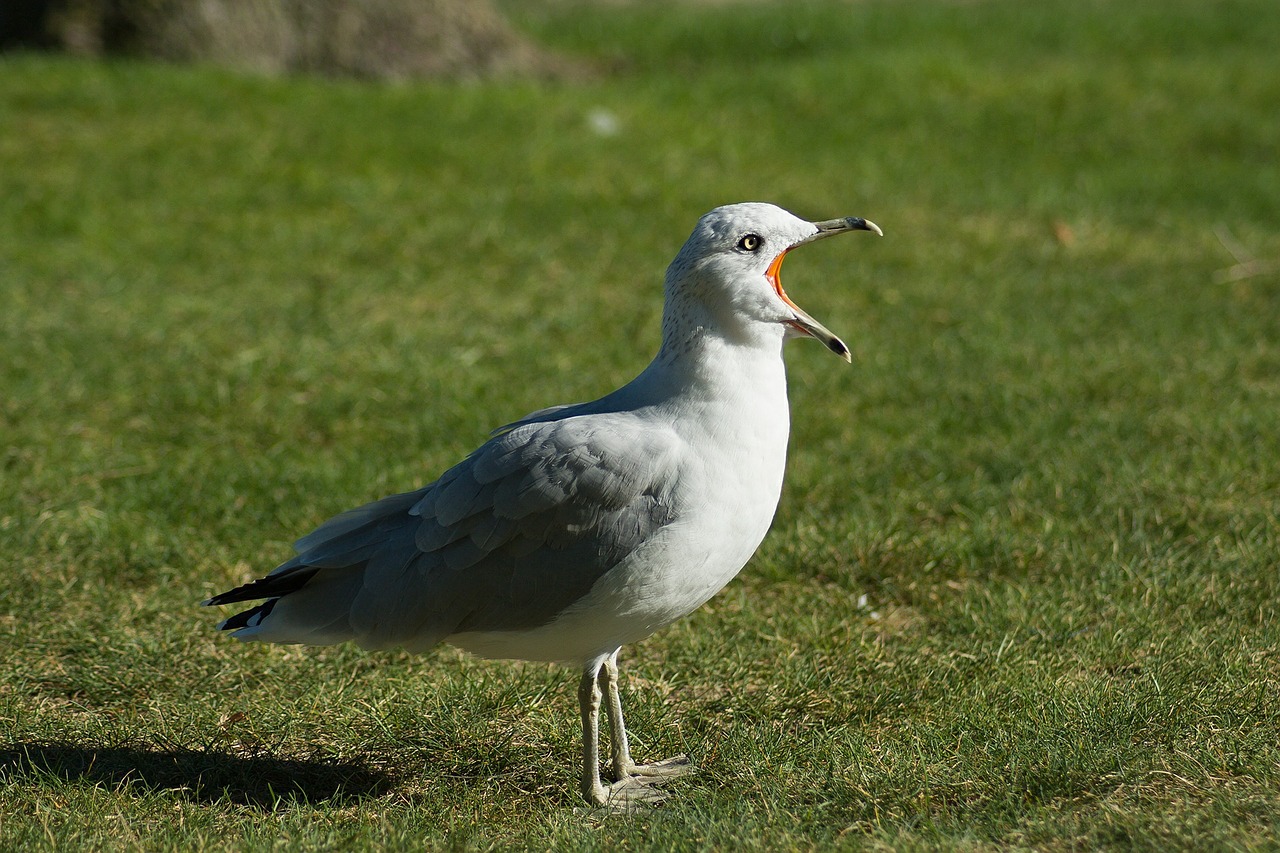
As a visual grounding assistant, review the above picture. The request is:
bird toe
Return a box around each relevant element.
[620,753,696,779]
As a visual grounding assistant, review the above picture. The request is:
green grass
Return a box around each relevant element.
[3,0,1279,847]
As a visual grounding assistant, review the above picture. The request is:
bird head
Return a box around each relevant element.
[664,202,881,362]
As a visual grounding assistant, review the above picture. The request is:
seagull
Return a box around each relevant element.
[203,202,881,809]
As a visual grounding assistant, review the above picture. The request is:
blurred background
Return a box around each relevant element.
[2,0,1277,848]
[0,0,572,80]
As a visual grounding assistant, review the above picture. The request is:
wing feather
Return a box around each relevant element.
[293,489,424,553]
[207,412,686,650]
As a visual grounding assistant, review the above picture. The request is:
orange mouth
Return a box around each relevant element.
[767,250,813,337]
[766,250,802,313]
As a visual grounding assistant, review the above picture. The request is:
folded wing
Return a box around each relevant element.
[204,412,685,652]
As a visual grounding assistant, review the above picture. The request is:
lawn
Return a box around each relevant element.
[2,0,1279,848]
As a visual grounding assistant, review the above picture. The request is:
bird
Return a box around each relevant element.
[203,202,881,809]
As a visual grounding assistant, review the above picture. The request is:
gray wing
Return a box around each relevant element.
[489,402,579,435]
[206,413,686,650]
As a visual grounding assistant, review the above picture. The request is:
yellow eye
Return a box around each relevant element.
[737,234,762,252]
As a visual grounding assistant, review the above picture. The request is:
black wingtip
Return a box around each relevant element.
[203,566,320,608]
[217,599,280,632]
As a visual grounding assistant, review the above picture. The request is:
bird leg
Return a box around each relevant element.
[579,656,667,811]
[570,648,696,809]
[602,650,693,783]
[577,652,694,811]
[578,661,610,806]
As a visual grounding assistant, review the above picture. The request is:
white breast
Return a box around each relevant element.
[450,344,792,663]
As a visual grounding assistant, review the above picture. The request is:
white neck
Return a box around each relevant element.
[606,292,792,451]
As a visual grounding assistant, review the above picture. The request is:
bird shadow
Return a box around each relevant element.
[0,740,396,809]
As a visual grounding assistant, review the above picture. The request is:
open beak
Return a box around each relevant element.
[765,217,882,363]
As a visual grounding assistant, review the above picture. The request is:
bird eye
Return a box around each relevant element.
[737,234,762,252]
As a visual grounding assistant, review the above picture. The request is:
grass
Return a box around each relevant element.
[2,0,1279,847]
